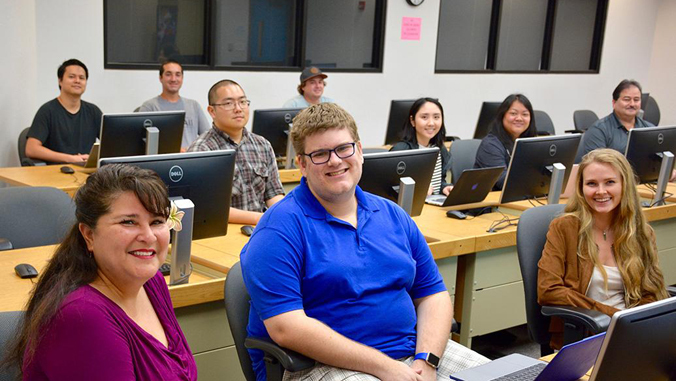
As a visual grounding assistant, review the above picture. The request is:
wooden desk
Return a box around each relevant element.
[0,166,303,197]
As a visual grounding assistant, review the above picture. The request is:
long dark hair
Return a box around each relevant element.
[5,164,170,372]
[401,97,447,148]
[489,94,538,153]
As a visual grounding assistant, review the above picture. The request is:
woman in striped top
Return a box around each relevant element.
[390,97,452,196]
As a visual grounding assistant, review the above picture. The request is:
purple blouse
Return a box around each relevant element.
[23,272,197,380]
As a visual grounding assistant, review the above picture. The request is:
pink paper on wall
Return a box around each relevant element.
[401,17,421,40]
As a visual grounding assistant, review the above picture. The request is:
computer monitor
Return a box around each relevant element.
[99,111,185,159]
[358,147,438,217]
[251,108,303,157]
[384,99,416,145]
[99,150,235,240]
[624,125,676,206]
[500,134,581,204]
[473,101,501,139]
[589,296,676,380]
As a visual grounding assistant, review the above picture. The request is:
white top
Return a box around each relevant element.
[586,265,626,310]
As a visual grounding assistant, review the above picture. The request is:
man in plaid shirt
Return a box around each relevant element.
[188,79,284,225]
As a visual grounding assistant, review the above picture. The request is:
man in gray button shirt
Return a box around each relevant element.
[138,59,209,150]
[579,79,653,157]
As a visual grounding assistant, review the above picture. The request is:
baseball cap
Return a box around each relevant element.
[300,67,327,84]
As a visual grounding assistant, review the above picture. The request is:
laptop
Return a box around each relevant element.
[71,140,100,168]
[425,166,504,207]
[449,332,605,381]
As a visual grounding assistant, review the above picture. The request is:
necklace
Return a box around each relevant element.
[602,229,608,241]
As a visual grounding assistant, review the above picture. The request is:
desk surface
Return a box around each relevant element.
[0,165,303,197]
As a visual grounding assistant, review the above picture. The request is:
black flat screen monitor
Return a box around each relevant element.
[624,125,676,183]
[99,150,235,239]
[473,102,501,139]
[99,111,185,159]
[384,99,416,145]
[358,147,438,217]
[500,134,581,204]
[589,296,676,380]
[251,108,303,156]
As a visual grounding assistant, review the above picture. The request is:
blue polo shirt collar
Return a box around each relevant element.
[295,177,379,223]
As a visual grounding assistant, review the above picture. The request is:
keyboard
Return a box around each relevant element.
[425,194,446,206]
[159,263,171,276]
[492,363,547,381]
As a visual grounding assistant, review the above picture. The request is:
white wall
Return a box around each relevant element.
[647,0,676,126]
[1,0,674,168]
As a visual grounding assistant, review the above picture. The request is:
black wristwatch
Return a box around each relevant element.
[414,352,440,368]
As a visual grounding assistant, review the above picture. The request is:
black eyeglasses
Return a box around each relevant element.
[211,99,251,110]
[303,142,356,165]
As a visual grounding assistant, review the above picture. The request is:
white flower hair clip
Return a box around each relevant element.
[166,201,185,232]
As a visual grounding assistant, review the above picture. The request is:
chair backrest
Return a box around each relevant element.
[642,95,661,125]
[449,139,482,183]
[516,204,565,352]
[18,127,32,167]
[573,110,598,132]
[0,311,24,381]
[224,262,257,381]
[534,110,555,136]
[0,187,76,250]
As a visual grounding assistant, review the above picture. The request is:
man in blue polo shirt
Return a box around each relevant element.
[241,103,487,381]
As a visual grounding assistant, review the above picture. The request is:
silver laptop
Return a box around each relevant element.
[450,332,605,381]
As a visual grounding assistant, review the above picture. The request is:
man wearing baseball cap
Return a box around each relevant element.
[283,66,335,108]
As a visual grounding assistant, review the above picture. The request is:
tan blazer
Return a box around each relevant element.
[537,215,658,348]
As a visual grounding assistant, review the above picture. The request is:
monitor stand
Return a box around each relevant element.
[285,124,296,169]
[396,177,415,215]
[652,151,674,207]
[144,125,160,155]
[169,198,194,285]
[546,163,566,205]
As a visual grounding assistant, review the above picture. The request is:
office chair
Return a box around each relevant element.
[642,95,661,125]
[0,187,76,250]
[449,139,482,183]
[18,127,45,167]
[0,311,24,381]
[224,262,314,381]
[569,110,598,134]
[534,110,555,136]
[516,205,610,356]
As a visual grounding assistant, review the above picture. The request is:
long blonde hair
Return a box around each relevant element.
[564,149,668,306]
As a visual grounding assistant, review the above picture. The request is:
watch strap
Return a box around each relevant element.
[414,352,440,368]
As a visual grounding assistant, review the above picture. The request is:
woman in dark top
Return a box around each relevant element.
[474,93,538,190]
[390,97,452,196]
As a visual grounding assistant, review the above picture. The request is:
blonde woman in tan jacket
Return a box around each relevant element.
[538,148,668,348]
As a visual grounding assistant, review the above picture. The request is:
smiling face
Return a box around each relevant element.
[411,101,442,146]
[582,162,623,219]
[299,127,363,205]
[612,85,641,123]
[80,191,169,287]
[302,77,325,103]
[208,84,250,134]
[58,65,87,97]
[160,62,183,95]
[502,100,531,140]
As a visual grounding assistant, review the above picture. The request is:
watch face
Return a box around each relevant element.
[407,0,424,6]
[428,352,440,367]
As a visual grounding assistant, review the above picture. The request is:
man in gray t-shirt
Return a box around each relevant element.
[138,59,209,150]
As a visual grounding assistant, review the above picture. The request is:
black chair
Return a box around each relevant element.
[0,187,76,250]
[534,110,555,136]
[449,139,482,183]
[224,262,314,381]
[642,95,661,125]
[18,127,45,167]
[569,110,598,133]
[0,311,24,381]
[516,204,610,356]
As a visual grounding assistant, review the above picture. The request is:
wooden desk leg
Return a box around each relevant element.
[453,253,477,347]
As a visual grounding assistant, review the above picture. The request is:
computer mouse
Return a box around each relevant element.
[14,263,38,279]
[446,210,467,220]
[60,166,75,174]
[240,225,254,237]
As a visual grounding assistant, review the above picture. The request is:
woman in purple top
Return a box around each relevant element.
[5,164,197,380]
